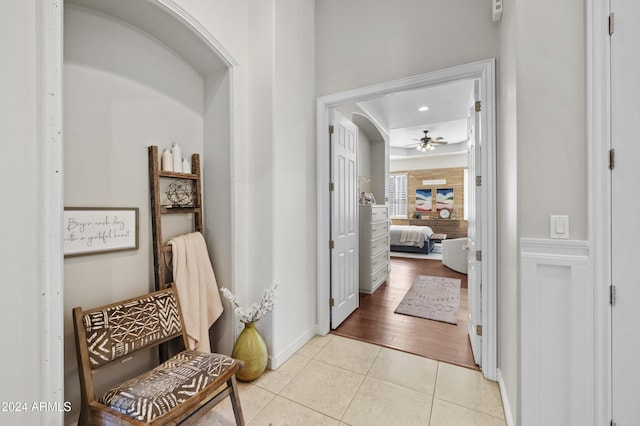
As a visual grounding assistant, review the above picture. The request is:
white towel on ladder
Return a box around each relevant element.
[169,232,224,352]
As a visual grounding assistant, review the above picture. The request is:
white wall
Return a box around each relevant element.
[271,0,317,367]
[497,0,520,421]
[180,0,318,369]
[173,0,249,60]
[358,128,373,193]
[203,68,235,356]
[175,0,253,341]
[316,0,499,97]
[371,137,386,203]
[497,0,587,423]
[515,0,586,240]
[244,0,276,350]
[0,1,44,424]
[352,114,387,204]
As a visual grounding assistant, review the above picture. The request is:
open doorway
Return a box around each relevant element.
[316,60,497,380]
[331,77,476,370]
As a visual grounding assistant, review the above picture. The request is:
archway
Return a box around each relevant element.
[39,0,238,421]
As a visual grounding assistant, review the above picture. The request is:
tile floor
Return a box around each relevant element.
[199,334,506,426]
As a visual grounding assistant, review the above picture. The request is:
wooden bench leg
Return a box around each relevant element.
[228,375,245,426]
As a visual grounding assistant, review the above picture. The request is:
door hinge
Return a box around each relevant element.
[329,182,335,192]
[611,419,616,426]
[476,175,482,186]
[609,13,615,36]
[475,100,482,112]
[476,250,482,261]
[329,125,334,134]
[330,297,335,307]
[610,285,616,305]
[329,240,335,249]
[476,324,483,336]
[609,149,615,170]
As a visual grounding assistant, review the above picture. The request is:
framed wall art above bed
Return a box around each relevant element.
[416,189,432,212]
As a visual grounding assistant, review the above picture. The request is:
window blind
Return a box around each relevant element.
[389,174,408,218]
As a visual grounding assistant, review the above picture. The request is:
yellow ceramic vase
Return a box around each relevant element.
[232,322,268,382]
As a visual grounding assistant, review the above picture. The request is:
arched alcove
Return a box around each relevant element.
[351,112,388,204]
[62,1,237,422]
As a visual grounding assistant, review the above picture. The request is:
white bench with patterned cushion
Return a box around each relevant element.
[73,287,245,425]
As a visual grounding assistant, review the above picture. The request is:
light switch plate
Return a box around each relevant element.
[550,215,569,239]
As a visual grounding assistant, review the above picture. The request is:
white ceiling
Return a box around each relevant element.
[357,79,475,158]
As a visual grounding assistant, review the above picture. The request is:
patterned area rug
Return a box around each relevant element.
[394,275,461,324]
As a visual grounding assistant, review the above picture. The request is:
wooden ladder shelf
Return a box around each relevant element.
[148,145,203,291]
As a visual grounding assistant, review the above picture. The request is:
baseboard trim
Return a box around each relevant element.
[268,326,319,370]
[497,368,515,426]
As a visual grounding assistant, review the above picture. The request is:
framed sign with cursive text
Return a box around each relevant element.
[63,207,139,257]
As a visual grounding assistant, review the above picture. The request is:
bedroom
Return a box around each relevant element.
[331,78,478,369]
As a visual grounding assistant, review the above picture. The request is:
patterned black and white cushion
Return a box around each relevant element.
[100,350,236,422]
[83,291,182,367]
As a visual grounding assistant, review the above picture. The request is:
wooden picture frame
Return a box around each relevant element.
[64,207,139,257]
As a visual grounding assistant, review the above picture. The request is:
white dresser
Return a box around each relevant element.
[358,205,390,294]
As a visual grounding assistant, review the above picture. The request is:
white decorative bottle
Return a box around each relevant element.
[182,157,191,174]
[171,142,182,173]
[161,148,173,172]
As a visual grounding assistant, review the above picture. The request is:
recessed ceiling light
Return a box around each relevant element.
[418,106,429,112]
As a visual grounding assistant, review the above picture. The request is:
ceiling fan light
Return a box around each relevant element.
[416,143,430,152]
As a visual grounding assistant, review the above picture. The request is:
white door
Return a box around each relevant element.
[611,0,640,422]
[466,82,482,366]
[330,110,359,328]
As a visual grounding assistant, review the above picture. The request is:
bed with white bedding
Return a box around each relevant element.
[389,225,434,254]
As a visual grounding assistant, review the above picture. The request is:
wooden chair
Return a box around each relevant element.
[73,287,245,425]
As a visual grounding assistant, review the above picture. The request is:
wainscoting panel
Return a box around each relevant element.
[520,238,592,426]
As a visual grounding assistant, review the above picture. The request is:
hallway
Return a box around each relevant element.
[202,334,505,425]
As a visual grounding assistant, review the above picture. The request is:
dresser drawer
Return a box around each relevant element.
[370,249,388,271]
[370,264,388,288]
[371,234,389,255]
[371,206,388,222]
[435,221,458,233]
[358,204,390,294]
[371,221,389,239]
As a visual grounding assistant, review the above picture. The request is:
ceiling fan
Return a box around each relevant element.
[409,130,449,152]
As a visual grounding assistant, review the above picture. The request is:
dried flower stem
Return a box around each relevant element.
[220,284,278,324]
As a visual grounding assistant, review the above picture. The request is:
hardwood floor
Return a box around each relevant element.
[332,256,479,370]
